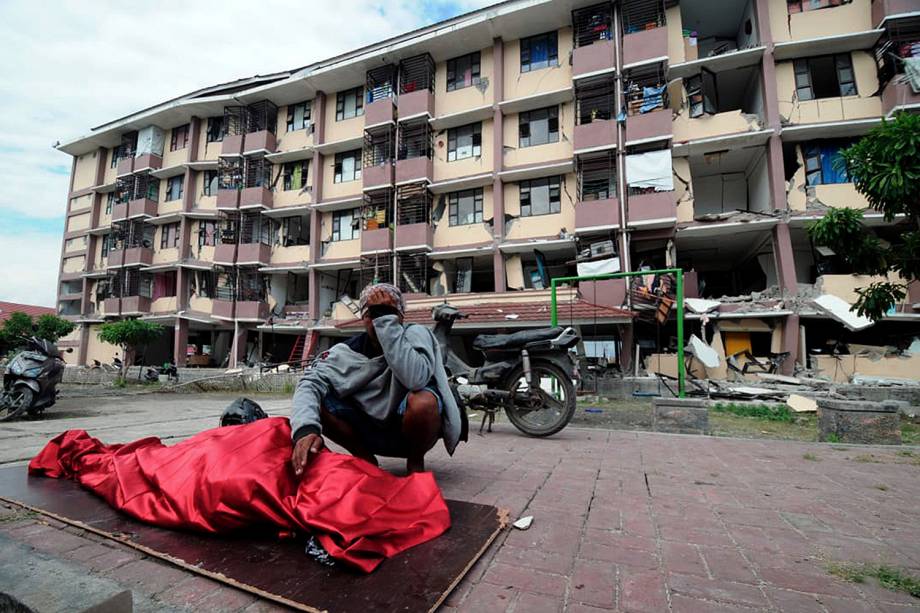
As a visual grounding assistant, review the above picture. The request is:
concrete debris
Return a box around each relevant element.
[687,334,720,369]
[908,337,920,356]
[512,516,534,530]
[852,375,920,387]
[685,298,721,314]
[786,394,817,413]
[756,373,802,385]
[813,294,874,331]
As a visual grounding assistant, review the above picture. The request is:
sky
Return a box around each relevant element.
[0,0,493,307]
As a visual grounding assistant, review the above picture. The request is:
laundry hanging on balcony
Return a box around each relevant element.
[625,149,673,192]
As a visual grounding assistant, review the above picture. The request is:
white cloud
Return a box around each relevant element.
[0,231,63,307]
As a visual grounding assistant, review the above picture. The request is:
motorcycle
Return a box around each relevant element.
[432,304,580,437]
[1,336,71,421]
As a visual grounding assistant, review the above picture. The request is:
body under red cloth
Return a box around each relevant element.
[27,417,450,572]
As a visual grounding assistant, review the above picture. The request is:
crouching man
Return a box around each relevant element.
[290,283,464,475]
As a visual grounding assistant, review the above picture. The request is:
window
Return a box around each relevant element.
[794,54,857,100]
[332,208,359,241]
[105,192,115,215]
[448,189,484,226]
[170,124,189,151]
[283,160,309,191]
[519,106,559,148]
[521,31,558,73]
[334,150,362,183]
[447,52,481,91]
[447,123,482,161]
[101,233,112,257]
[160,223,180,249]
[203,170,219,197]
[577,151,617,201]
[520,176,562,216]
[146,178,160,201]
[336,87,364,121]
[282,216,309,246]
[165,176,184,201]
[687,69,718,118]
[803,140,852,186]
[286,101,311,132]
[206,117,224,143]
[198,221,218,247]
[110,148,119,169]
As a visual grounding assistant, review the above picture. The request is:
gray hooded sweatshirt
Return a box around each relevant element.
[290,315,462,455]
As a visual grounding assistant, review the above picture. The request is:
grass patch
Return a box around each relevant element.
[825,433,840,444]
[826,562,920,599]
[711,403,794,422]
[902,420,920,445]
[803,453,819,461]
[281,381,295,395]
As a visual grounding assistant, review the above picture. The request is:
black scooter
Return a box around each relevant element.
[1,336,70,421]
[432,304,580,437]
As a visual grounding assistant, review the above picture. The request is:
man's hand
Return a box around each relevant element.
[291,433,324,476]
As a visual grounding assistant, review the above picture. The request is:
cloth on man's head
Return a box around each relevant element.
[359,283,405,317]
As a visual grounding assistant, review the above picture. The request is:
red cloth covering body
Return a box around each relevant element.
[28,417,450,572]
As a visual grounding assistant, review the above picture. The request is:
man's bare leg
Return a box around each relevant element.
[319,406,378,466]
[402,391,441,474]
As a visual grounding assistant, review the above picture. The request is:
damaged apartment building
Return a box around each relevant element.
[54,0,920,384]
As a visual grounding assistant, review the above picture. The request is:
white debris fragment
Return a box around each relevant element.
[505,314,519,320]
[512,516,534,530]
[813,295,874,331]
[687,334,720,369]
[685,298,721,314]
[786,394,817,413]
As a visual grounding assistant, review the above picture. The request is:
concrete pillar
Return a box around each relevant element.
[772,221,798,295]
[173,318,189,366]
[491,37,506,292]
[620,323,635,375]
[309,92,326,321]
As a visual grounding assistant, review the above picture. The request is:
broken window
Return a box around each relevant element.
[521,31,558,72]
[281,215,309,246]
[573,3,613,48]
[447,122,482,161]
[206,117,224,143]
[687,68,718,118]
[625,63,668,116]
[363,127,394,168]
[448,188,484,226]
[159,223,180,250]
[334,150,362,183]
[101,233,112,257]
[398,119,432,160]
[195,270,216,298]
[286,101,311,132]
[170,124,189,151]
[787,0,852,14]
[362,189,392,230]
[802,140,853,186]
[203,170,219,196]
[287,273,309,303]
[520,176,562,216]
[105,192,115,215]
[282,160,309,191]
[332,208,359,241]
[165,175,184,201]
[399,54,435,94]
[577,151,617,201]
[397,252,428,294]
[336,87,364,121]
[576,75,615,125]
[109,148,119,169]
[621,0,667,33]
[397,182,432,225]
[197,220,218,247]
[794,54,857,100]
[519,106,559,148]
[446,52,481,91]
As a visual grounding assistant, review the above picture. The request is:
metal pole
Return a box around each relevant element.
[675,271,685,398]
[550,278,559,327]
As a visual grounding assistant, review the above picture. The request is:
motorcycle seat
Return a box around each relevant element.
[473,327,564,351]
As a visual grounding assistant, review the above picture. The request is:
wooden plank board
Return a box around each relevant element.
[0,466,503,613]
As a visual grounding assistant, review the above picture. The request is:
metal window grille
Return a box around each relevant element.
[239,211,274,245]
[115,176,133,204]
[398,119,432,160]
[223,106,247,137]
[218,158,244,190]
[625,62,669,116]
[244,157,272,188]
[219,211,240,245]
[875,16,920,88]
[573,2,613,48]
[237,269,265,301]
[359,254,393,290]
[214,267,237,301]
[397,182,432,225]
[621,0,667,34]
[362,189,393,231]
[118,132,137,159]
[576,151,617,201]
[107,269,153,299]
[366,65,397,102]
[575,75,616,125]
[397,252,428,294]
[363,126,395,168]
[246,100,278,135]
[399,53,435,94]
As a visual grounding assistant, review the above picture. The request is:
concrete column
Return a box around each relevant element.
[754,0,788,213]
[780,314,800,376]
[772,221,798,295]
[78,320,91,366]
[233,326,249,365]
[491,37,506,292]
[308,92,326,321]
[620,322,634,375]
[173,318,189,366]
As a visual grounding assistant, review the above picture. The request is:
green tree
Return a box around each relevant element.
[0,312,35,356]
[808,112,920,321]
[34,314,75,343]
[97,319,164,379]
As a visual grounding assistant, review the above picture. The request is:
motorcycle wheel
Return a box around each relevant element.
[503,362,576,437]
[0,386,34,422]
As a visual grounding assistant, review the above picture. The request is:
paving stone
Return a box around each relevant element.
[569,558,616,609]
[667,573,770,609]
[618,567,668,613]
[481,562,567,597]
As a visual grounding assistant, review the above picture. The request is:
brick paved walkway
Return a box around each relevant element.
[1,394,918,612]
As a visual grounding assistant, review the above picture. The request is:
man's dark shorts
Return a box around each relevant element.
[322,388,442,458]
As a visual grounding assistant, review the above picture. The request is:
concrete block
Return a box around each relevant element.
[652,398,709,434]
[817,398,901,445]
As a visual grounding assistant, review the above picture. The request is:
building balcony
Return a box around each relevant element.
[117,198,158,219]
[573,120,617,153]
[395,223,434,251]
[116,156,134,177]
[573,39,615,78]
[881,78,920,116]
[235,301,269,321]
[212,299,235,320]
[236,242,271,265]
[575,197,621,233]
[216,188,240,209]
[581,278,626,309]
[239,186,273,209]
[365,98,396,127]
[221,134,245,157]
[106,247,153,267]
[243,130,276,155]
[214,244,237,264]
[363,163,394,189]
[398,89,435,120]
[872,0,916,25]
[361,227,392,254]
[103,296,151,316]
[133,154,162,173]
[627,191,675,227]
[622,27,668,67]
[625,109,672,143]
[395,157,433,184]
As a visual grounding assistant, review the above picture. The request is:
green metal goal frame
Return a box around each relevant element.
[550,268,685,398]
